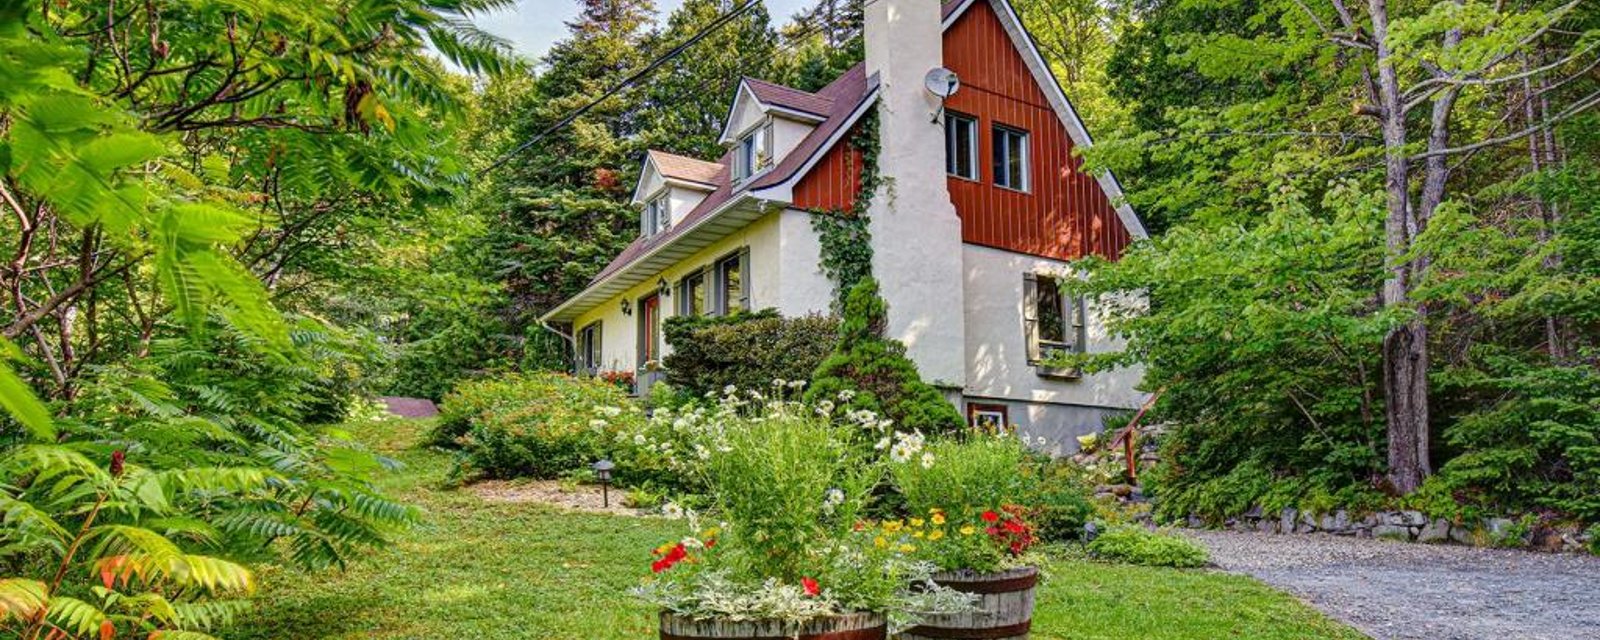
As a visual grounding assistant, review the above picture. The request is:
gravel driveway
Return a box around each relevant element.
[1184,530,1600,640]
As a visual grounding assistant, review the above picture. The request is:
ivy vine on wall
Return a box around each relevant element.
[810,107,881,304]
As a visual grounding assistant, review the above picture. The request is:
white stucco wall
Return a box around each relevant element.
[570,208,831,375]
[864,0,968,388]
[961,243,1146,410]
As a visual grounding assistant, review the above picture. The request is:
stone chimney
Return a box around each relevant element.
[863,0,967,389]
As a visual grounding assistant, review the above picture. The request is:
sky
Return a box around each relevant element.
[473,0,818,62]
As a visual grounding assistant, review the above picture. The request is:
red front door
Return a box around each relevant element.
[638,294,661,366]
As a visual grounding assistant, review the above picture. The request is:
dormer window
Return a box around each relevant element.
[734,122,773,182]
[643,193,670,237]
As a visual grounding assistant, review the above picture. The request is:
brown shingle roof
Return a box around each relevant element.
[647,150,722,187]
[742,77,835,118]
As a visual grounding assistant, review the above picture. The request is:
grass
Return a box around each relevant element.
[235,418,1364,640]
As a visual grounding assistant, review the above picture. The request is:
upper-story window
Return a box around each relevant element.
[734,122,773,182]
[944,112,978,180]
[993,125,1030,191]
[643,193,670,237]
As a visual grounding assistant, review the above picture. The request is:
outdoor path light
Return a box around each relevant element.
[593,458,615,508]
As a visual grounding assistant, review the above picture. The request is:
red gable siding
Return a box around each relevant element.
[943,1,1131,261]
[792,121,864,212]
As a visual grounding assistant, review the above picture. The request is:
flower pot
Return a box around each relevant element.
[658,611,887,640]
[901,566,1038,639]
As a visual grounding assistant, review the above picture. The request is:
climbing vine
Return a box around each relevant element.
[811,107,881,303]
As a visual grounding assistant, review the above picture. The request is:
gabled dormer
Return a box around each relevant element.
[632,150,724,239]
[718,78,833,184]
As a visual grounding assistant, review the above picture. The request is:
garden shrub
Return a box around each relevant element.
[662,310,838,397]
[890,434,1038,516]
[434,372,639,479]
[1029,461,1097,542]
[805,278,964,435]
[1087,526,1210,568]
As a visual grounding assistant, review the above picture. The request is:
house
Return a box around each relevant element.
[540,0,1148,451]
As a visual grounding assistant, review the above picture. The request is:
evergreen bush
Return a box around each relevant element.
[662,310,839,397]
[804,279,965,435]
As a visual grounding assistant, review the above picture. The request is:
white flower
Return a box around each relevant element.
[875,437,891,451]
[788,380,806,390]
[594,405,623,418]
[815,400,834,416]
[633,434,648,446]
[682,537,705,550]
[723,384,737,395]
[662,503,684,519]
[588,419,608,429]
[890,442,914,463]
[695,444,710,460]
[920,452,936,469]
[822,488,845,514]
[838,389,857,402]
[772,378,788,387]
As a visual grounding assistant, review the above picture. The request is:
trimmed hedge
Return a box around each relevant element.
[662,310,838,397]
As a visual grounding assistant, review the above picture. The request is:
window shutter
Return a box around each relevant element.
[738,249,752,311]
[1022,273,1040,363]
[1071,295,1086,354]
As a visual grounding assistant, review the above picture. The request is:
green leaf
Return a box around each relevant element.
[0,338,54,441]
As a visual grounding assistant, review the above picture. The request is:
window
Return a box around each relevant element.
[643,193,670,237]
[713,250,750,315]
[944,112,978,180]
[677,270,708,317]
[1023,273,1084,377]
[734,122,773,182]
[577,322,602,375]
[968,403,1010,432]
[993,125,1029,191]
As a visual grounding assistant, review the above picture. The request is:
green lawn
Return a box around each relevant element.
[236,419,1363,639]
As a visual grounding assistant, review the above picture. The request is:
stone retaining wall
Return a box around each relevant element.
[1192,508,1592,553]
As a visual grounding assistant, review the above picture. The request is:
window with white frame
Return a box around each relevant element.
[734,122,773,182]
[1023,273,1084,377]
[944,112,978,180]
[993,125,1029,191]
[643,193,670,237]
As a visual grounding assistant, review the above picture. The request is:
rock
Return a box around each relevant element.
[1256,518,1277,534]
[1108,484,1135,498]
[1400,510,1427,526]
[1486,517,1516,538]
[1449,524,1477,545]
[1373,524,1413,541]
[1531,528,1566,552]
[1245,505,1264,518]
[1187,514,1205,529]
[1418,518,1451,543]
[1299,511,1319,533]
[1280,508,1298,533]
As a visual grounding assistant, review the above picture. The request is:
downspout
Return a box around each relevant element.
[539,319,578,374]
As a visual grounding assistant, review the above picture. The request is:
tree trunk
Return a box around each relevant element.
[1368,0,1432,494]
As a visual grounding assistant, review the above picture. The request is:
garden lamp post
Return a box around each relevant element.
[593,459,615,508]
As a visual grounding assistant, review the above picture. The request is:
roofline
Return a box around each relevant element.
[984,0,1149,239]
[539,193,758,324]
[750,82,882,202]
[628,153,660,205]
[942,0,980,27]
[715,80,831,145]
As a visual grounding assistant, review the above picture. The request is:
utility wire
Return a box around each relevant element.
[481,0,762,176]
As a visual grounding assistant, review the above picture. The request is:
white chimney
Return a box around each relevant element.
[863,0,967,389]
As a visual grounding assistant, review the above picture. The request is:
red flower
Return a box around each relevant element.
[109,450,125,478]
[1003,519,1026,534]
[981,510,1000,523]
[650,542,691,573]
[801,577,820,597]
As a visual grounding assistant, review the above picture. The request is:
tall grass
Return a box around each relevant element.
[891,434,1039,516]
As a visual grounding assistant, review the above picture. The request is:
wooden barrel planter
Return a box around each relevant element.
[901,566,1038,640]
[658,611,887,640]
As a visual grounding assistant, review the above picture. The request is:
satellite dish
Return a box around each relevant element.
[924,67,961,98]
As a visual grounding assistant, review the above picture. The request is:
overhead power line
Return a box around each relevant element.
[481,0,762,177]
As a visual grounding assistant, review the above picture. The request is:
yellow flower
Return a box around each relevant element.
[928,529,946,541]
[959,525,977,536]
[898,543,916,553]
[874,535,888,549]
[931,513,946,525]
[883,520,904,533]
[910,518,926,528]
[912,530,925,539]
